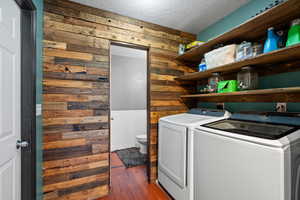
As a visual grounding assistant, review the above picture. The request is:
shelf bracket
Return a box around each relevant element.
[216,103,225,110]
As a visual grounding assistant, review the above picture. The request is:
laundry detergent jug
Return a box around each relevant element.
[263,27,279,53]
[286,19,300,47]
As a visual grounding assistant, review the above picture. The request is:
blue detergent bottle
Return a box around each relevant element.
[263,27,279,53]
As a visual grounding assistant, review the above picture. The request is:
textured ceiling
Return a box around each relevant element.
[71,0,250,34]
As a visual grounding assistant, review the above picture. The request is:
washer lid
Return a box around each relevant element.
[160,113,219,126]
[203,119,298,140]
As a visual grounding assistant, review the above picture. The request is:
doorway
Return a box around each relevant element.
[110,43,149,183]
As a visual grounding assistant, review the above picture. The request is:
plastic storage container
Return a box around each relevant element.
[236,41,253,61]
[208,73,223,93]
[252,42,263,57]
[237,66,259,90]
[204,44,237,70]
[286,19,300,47]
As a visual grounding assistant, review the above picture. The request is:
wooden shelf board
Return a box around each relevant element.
[175,44,300,81]
[176,0,300,63]
[181,87,300,102]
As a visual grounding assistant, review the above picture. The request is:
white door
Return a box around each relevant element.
[0,0,21,200]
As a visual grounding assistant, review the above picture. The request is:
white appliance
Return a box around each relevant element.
[158,109,230,200]
[193,113,300,200]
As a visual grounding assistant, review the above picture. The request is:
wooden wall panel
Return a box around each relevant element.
[43,0,196,199]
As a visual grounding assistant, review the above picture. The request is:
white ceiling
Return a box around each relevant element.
[71,0,250,34]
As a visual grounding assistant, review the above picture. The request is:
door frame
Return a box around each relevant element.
[14,0,37,200]
[109,41,151,181]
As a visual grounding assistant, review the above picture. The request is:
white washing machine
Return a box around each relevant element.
[193,113,300,200]
[158,109,230,200]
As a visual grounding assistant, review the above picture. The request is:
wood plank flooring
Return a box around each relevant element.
[98,153,171,200]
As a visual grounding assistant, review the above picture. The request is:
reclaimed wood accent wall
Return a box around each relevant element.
[43,0,196,199]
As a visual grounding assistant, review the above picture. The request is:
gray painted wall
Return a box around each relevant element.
[111,48,147,110]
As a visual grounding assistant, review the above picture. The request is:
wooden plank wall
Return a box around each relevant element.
[42,0,196,199]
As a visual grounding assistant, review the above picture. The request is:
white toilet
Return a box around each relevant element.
[136,134,147,154]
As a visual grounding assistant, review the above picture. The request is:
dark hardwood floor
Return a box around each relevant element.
[98,153,171,200]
